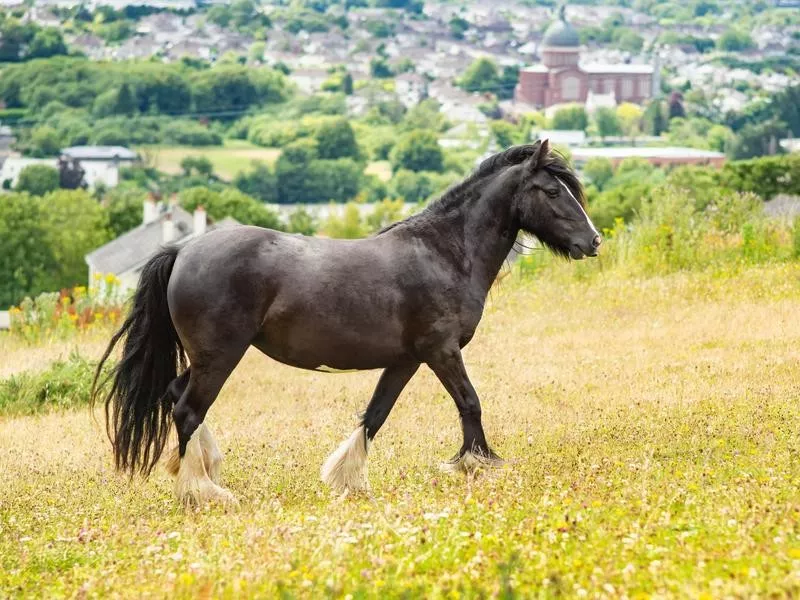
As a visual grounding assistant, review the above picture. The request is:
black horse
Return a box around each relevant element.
[92,140,601,507]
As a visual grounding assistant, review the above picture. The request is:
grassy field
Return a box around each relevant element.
[2,264,800,597]
[139,140,282,180]
[139,142,394,183]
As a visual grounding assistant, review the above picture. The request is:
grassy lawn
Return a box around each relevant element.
[2,264,800,596]
[139,140,282,180]
[139,142,394,183]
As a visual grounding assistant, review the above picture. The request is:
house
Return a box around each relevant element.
[439,122,490,150]
[291,69,331,94]
[61,146,139,189]
[85,198,240,293]
[0,157,58,189]
[395,73,428,108]
[533,129,587,147]
[571,146,726,168]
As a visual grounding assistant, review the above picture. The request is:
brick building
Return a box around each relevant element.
[514,5,655,109]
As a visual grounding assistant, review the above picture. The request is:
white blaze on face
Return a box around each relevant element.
[556,176,599,236]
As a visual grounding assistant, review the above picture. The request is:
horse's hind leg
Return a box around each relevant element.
[171,351,247,508]
[321,361,419,494]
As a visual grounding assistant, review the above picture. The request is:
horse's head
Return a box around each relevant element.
[513,140,601,259]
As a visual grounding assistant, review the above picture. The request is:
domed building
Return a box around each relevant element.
[514,5,655,109]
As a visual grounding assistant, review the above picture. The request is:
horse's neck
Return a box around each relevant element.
[421,185,517,293]
[463,192,518,292]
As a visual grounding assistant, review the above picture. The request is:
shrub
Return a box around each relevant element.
[162,121,223,146]
[0,352,115,416]
[9,278,125,343]
[15,164,59,196]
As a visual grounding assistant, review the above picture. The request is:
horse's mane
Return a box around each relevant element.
[380,143,585,234]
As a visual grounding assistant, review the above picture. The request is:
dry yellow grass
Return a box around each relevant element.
[2,264,800,597]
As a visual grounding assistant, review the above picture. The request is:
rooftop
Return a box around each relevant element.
[572,146,726,159]
[61,146,138,161]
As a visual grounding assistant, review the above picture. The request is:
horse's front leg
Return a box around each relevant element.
[321,360,420,494]
[428,348,503,473]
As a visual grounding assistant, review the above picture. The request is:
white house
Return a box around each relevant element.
[0,146,138,190]
[0,157,62,189]
[61,146,138,189]
[395,73,429,108]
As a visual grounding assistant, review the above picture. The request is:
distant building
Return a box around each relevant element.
[533,129,587,148]
[61,146,138,189]
[0,146,138,190]
[515,5,655,109]
[571,146,726,168]
[395,73,429,108]
[0,157,56,190]
[85,198,240,292]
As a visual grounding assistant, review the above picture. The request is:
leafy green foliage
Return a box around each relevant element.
[0,353,113,416]
[717,28,755,51]
[390,130,444,173]
[16,165,59,196]
[0,195,56,308]
[233,161,278,203]
[179,187,283,230]
[315,118,361,160]
[551,105,588,131]
[593,107,622,138]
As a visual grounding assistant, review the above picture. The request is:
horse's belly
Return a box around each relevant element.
[253,313,408,371]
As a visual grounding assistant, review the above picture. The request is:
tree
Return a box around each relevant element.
[180,156,214,177]
[114,83,136,116]
[342,72,354,96]
[616,103,644,137]
[717,29,755,52]
[39,190,112,292]
[370,57,393,78]
[390,130,444,173]
[58,157,86,190]
[490,120,519,149]
[458,58,500,94]
[27,28,67,59]
[613,29,644,53]
[315,118,360,160]
[106,187,147,236]
[180,187,283,229]
[642,100,667,136]
[27,125,61,157]
[390,169,435,203]
[730,119,787,159]
[0,194,56,308]
[668,92,686,120]
[449,16,469,39]
[401,99,445,132]
[287,207,317,235]
[16,164,59,196]
[551,105,588,131]
[594,107,622,138]
[583,158,614,191]
[233,160,277,203]
[321,203,366,239]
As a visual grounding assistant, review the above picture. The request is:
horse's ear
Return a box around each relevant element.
[526,139,550,173]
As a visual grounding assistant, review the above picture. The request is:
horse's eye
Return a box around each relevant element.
[545,189,559,198]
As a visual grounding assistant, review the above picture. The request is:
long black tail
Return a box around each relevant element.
[91,246,186,477]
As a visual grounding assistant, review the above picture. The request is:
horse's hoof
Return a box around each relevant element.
[440,449,505,474]
[178,480,239,510]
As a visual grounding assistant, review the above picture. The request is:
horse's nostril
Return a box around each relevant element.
[593,235,602,248]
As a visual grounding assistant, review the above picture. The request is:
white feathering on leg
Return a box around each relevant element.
[320,425,370,494]
[174,424,238,508]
